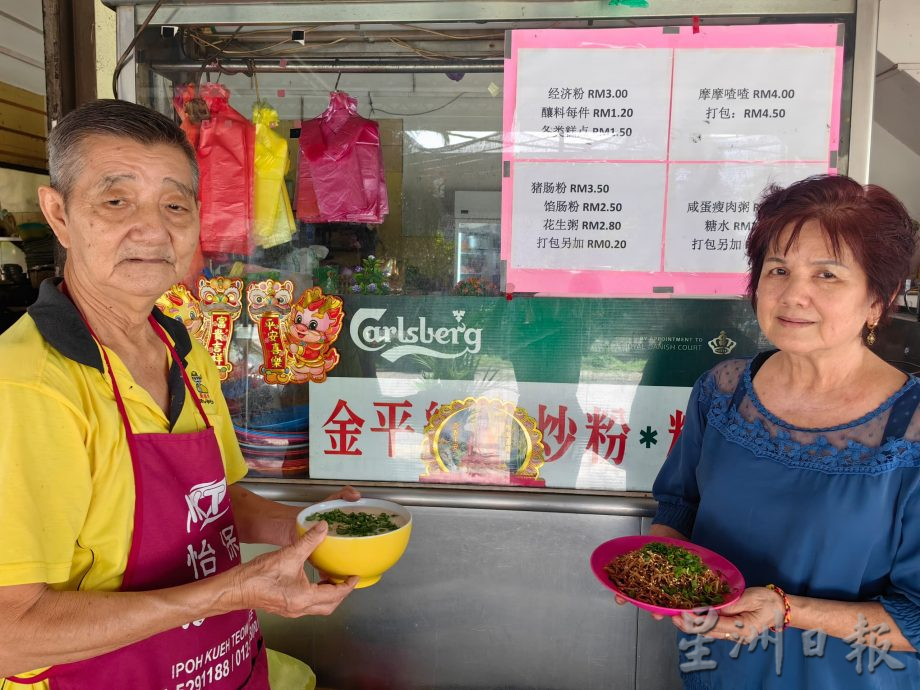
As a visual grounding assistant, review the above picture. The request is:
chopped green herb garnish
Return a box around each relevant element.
[314,509,400,537]
[641,542,707,573]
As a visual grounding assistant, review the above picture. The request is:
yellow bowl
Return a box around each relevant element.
[296,498,412,588]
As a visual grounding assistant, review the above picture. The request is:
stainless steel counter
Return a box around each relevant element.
[242,480,681,690]
[243,478,658,516]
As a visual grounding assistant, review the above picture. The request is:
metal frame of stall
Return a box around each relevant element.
[103,3,877,688]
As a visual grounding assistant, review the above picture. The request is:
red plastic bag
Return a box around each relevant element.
[172,83,202,149]
[296,91,388,223]
[196,83,255,255]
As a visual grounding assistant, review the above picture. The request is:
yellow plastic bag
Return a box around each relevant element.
[253,102,296,249]
[266,648,316,690]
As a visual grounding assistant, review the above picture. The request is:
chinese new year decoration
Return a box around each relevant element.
[156,277,244,380]
[246,278,295,384]
[246,283,344,384]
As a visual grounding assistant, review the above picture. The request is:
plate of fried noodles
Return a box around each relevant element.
[590,536,745,616]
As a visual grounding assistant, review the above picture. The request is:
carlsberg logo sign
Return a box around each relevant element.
[351,308,483,362]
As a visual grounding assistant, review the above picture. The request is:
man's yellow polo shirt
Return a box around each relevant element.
[0,279,248,594]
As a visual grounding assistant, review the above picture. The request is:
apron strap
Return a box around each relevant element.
[60,281,213,433]
[148,315,212,428]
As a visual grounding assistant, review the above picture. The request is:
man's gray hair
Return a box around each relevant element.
[48,99,199,202]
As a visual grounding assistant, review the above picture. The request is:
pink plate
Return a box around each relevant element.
[590,535,745,617]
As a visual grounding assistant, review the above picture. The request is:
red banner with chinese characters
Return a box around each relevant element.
[205,311,235,378]
[258,313,288,377]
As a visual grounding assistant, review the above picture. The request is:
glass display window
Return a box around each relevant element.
[121,2,861,491]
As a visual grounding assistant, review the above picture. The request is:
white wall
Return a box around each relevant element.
[870,124,920,220]
[870,0,920,216]
[0,1,44,94]
[877,0,920,65]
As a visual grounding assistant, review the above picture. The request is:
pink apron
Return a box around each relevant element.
[11,313,269,689]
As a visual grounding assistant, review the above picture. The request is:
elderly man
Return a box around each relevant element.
[0,99,356,689]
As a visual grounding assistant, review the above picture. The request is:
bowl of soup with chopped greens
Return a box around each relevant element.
[296,498,412,588]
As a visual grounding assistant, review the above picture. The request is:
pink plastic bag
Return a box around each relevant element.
[296,92,388,223]
[196,83,255,255]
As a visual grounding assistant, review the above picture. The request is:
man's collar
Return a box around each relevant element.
[28,277,193,371]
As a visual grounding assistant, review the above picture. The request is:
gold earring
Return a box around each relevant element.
[866,323,877,347]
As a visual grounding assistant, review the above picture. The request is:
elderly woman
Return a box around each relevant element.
[0,100,357,689]
[650,175,920,688]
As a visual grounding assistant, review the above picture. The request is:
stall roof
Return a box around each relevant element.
[99,0,857,26]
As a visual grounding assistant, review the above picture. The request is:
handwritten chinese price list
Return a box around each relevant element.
[664,163,828,273]
[668,49,838,163]
[511,47,671,159]
[665,47,836,273]
[510,161,665,271]
[503,26,842,294]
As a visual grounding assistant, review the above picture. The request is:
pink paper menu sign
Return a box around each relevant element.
[501,25,845,296]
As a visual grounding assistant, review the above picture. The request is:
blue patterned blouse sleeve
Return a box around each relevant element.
[651,371,714,537]
[877,478,920,655]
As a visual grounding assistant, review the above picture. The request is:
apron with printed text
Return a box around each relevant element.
[10,313,269,689]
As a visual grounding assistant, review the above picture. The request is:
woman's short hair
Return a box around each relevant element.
[47,99,198,202]
[746,174,916,321]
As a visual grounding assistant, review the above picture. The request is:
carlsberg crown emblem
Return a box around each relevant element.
[708,330,737,355]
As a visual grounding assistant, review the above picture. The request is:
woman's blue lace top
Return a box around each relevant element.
[653,356,920,690]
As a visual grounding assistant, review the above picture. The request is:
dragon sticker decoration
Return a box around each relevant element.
[285,287,344,383]
[156,277,244,380]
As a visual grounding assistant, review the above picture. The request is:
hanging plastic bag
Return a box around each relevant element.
[296,91,388,223]
[252,101,296,249]
[294,152,321,223]
[172,83,207,276]
[196,83,255,256]
[172,83,206,149]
